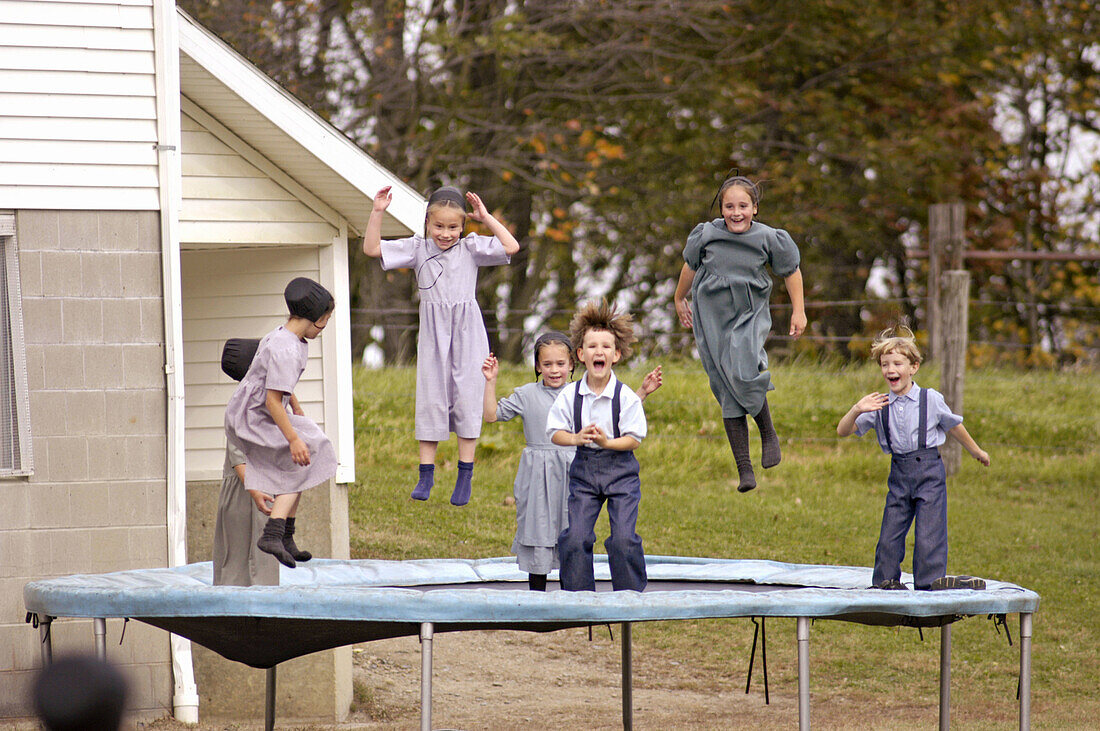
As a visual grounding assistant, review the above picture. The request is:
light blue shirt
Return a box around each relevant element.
[545,371,647,448]
[853,384,962,455]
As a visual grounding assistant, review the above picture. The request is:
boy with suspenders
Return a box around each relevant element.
[546,300,648,592]
[837,328,990,590]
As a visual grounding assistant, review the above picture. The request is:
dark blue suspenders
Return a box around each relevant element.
[880,387,928,454]
[572,380,623,440]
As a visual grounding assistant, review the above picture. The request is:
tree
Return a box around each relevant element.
[181,0,1099,366]
[968,0,1100,363]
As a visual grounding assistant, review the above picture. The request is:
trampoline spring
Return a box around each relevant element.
[26,612,38,629]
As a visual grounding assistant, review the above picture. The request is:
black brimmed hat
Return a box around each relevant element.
[284,277,334,322]
[221,338,260,381]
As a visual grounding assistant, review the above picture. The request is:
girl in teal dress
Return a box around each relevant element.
[674,176,807,492]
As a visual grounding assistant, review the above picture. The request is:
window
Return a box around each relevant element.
[1,211,33,476]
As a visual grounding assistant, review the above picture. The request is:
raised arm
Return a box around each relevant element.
[674,265,695,329]
[837,392,889,436]
[362,186,392,259]
[482,354,499,422]
[785,267,807,337]
[635,365,662,402]
[467,192,520,255]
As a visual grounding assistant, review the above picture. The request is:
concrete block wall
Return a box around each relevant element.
[187,478,352,722]
[0,210,173,720]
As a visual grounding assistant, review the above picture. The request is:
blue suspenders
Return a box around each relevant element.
[572,380,622,440]
[880,387,928,454]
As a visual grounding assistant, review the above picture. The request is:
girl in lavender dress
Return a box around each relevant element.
[482,333,662,590]
[224,278,338,568]
[364,185,520,506]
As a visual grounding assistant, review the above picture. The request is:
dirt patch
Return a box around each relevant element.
[348,627,837,730]
[140,625,970,730]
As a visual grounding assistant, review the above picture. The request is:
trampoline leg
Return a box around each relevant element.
[939,623,951,731]
[621,622,633,731]
[265,666,276,731]
[1019,613,1032,731]
[39,616,53,666]
[420,622,434,731]
[93,618,107,661]
[797,617,810,731]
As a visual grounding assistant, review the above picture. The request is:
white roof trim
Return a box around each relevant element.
[176,7,424,237]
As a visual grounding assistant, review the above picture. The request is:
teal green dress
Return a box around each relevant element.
[684,219,800,418]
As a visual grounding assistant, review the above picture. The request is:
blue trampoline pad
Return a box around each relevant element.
[24,556,1039,669]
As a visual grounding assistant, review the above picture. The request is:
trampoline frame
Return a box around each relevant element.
[24,557,1038,731]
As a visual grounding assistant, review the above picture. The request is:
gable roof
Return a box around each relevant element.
[176,8,423,237]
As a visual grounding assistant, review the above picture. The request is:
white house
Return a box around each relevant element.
[0,0,424,722]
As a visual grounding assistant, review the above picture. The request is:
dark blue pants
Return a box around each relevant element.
[557,448,647,592]
[872,447,948,590]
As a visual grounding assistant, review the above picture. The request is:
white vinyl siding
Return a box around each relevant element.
[179,110,339,248]
[0,0,160,210]
[0,212,33,476]
[178,109,341,480]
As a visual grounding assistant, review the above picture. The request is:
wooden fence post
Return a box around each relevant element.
[927,203,965,361]
[940,271,970,475]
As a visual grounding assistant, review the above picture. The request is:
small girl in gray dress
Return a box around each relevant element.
[483,333,662,590]
[364,185,520,507]
[224,278,339,568]
[673,175,807,493]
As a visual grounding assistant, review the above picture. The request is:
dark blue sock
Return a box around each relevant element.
[450,461,474,506]
[411,464,435,501]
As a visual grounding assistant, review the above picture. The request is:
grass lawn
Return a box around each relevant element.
[349,359,1099,728]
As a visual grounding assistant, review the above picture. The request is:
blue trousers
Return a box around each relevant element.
[557,448,647,592]
[872,447,948,590]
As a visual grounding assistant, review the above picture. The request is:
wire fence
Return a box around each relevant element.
[349,295,1100,359]
[354,390,1096,454]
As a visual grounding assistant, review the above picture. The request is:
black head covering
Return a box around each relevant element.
[33,654,128,731]
[284,277,334,322]
[427,186,466,209]
[221,338,260,382]
[533,330,574,380]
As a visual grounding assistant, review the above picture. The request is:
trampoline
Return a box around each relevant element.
[24,556,1039,730]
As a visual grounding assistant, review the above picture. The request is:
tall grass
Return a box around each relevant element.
[349,359,1099,727]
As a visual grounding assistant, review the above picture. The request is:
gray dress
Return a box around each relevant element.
[224,326,338,495]
[212,442,279,586]
[496,381,574,574]
[684,219,801,418]
[381,234,511,441]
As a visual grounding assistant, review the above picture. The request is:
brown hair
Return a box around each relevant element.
[533,331,574,380]
[870,326,922,365]
[569,299,635,361]
[709,172,761,216]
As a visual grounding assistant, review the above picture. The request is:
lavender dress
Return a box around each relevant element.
[381,234,510,441]
[224,326,337,495]
[496,381,574,574]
